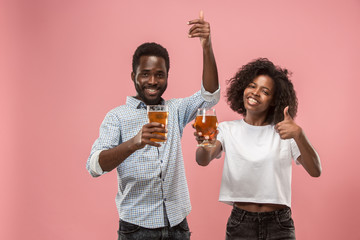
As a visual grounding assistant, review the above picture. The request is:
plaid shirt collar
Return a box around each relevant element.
[126,96,166,109]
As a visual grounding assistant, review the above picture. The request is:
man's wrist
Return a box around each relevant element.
[202,42,213,53]
[128,137,141,153]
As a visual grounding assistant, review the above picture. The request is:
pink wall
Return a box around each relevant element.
[1,0,360,239]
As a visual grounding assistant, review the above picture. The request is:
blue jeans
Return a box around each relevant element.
[118,218,191,240]
[226,206,296,240]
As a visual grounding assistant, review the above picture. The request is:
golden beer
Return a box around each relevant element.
[194,108,218,147]
[147,105,168,142]
[194,115,218,141]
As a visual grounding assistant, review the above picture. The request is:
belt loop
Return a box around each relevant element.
[257,212,261,222]
[275,209,280,223]
[240,210,246,221]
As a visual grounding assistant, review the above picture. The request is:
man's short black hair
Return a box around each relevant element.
[132,42,170,74]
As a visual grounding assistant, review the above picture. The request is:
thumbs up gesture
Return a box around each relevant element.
[188,10,211,48]
[275,106,302,140]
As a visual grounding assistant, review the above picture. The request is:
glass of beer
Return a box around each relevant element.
[147,105,169,142]
[194,108,218,147]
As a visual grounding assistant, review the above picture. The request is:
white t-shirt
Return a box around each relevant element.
[216,119,301,207]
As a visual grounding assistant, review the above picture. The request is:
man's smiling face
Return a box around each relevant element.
[132,55,168,105]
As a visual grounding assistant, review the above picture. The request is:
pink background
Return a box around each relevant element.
[1,0,360,239]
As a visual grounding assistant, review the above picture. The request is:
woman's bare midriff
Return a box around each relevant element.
[234,202,287,212]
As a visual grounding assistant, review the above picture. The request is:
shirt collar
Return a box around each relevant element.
[126,96,166,109]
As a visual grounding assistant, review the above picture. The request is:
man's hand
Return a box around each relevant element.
[99,122,166,172]
[275,106,302,140]
[133,122,167,149]
[188,10,211,49]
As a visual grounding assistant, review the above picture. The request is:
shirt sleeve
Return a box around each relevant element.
[290,138,301,165]
[89,150,107,176]
[86,110,121,177]
[201,83,220,102]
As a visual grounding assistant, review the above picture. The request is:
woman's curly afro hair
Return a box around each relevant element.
[226,58,298,124]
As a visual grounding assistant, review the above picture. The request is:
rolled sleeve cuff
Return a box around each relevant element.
[90,150,105,176]
[201,84,220,102]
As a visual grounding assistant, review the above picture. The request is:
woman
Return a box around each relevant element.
[194,58,321,239]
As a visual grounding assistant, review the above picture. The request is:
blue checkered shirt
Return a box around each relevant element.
[87,87,219,228]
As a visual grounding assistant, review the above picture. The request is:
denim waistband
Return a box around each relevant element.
[232,205,292,222]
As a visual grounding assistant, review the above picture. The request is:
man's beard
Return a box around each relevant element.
[134,83,167,105]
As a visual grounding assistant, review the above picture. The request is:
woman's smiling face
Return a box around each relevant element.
[243,75,275,116]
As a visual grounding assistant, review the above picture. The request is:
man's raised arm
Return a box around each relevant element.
[188,10,219,93]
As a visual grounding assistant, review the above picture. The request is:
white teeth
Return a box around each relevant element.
[147,89,157,93]
[248,97,258,104]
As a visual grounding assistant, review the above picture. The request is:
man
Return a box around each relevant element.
[86,11,219,240]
